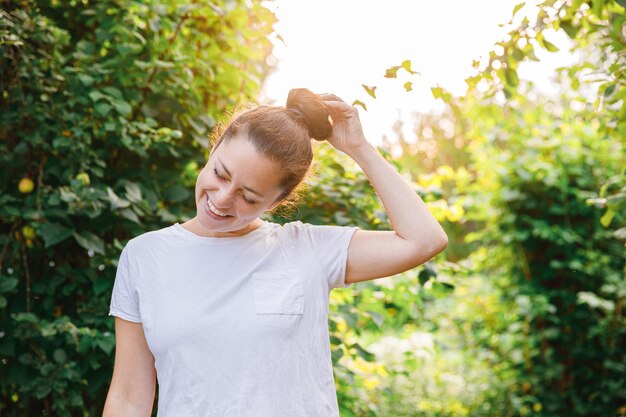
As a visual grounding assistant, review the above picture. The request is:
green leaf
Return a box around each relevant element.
[96,335,115,355]
[77,40,95,55]
[107,187,131,209]
[352,99,367,111]
[401,59,418,74]
[419,262,437,285]
[73,231,105,255]
[525,45,539,61]
[560,20,579,38]
[102,86,123,99]
[95,102,112,116]
[78,74,94,86]
[274,33,287,46]
[124,182,143,203]
[429,281,455,298]
[52,136,72,149]
[93,277,110,296]
[614,227,626,241]
[155,59,175,68]
[600,208,615,227]
[512,2,525,17]
[15,312,38,323]
[361,84,377,98]
[88,90,106,101]
[384,65,400,78]
[331,347,343,362]
[577,291,614,311]
[34,385,51,399]
[603,83,616,98]
[38,222,73,248]
[333,211,350,225]
[353,342,376,361]
[592,0,605,19]
[163,184,190,202]
[53,349,67,364]
[111,99,132,116]
[367,310,385,327]
[431,86,451,101]
[0,277,18,293]
[119,208,141,223]
[543,39,559,52]
[505,68,519,87]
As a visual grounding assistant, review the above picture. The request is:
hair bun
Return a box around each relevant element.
[286,88,332,141]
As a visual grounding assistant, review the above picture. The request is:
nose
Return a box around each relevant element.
[212,186,233,209]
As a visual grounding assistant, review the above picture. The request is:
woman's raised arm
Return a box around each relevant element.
[320,94,448,284]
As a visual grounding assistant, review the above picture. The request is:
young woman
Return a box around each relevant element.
[103,89,448,417]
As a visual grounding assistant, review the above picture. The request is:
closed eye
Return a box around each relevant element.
[213,168,257,205]
[213,168,226,181]
[242,196,257,205]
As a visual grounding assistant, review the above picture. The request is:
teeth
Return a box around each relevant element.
[206,195,229,217]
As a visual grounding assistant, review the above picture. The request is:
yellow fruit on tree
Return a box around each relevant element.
[75,172,90,186]
[18,177,34,194]
[22,225,36,240]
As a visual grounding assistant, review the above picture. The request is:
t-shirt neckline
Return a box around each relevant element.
[172,220,271,243]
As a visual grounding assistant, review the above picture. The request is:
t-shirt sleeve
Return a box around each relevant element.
[108,243,142,323]
[299,222,359,291]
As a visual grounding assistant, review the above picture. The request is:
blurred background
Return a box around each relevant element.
[0,0,624,416]
[260,0,576,146]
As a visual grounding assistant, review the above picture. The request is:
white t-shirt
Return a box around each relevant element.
[108,219,359,417]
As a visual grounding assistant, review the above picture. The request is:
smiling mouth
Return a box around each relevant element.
[205,194,233,218]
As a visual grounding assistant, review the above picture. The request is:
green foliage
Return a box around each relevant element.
[2,0,624,416]
[459,14,625,416]
[363,1,626,416]
[351,1,626,416]
[461,89,625,416]
[464,0,626,236]
[0,0,275,415]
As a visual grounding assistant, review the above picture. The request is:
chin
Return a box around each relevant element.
[196,195,238,225]
[198,210,236,227]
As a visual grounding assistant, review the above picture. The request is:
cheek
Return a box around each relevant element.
[196,168,212,186]
[237,203,259,215]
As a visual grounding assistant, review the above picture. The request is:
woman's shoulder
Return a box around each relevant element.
[123,224,178,252]
[271,219,312,234]
[272,219,358,239]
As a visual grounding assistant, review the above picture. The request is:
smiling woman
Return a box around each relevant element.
[104,88,448,417]
[187,137,286,236]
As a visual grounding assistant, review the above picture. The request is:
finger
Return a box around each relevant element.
[319,93,347,104]
[324,99,356,114]
[323,100,359,123]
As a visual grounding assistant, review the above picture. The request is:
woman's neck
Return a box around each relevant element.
[181,217,264,238]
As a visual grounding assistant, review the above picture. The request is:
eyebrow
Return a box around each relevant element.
[216,158,265,198]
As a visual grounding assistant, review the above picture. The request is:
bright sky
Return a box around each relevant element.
[259,0,574,146]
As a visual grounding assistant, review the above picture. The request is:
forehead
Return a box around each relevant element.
[212,138,284,194]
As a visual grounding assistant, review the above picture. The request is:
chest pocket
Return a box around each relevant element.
[252,270,304,315]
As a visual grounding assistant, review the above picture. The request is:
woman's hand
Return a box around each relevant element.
[319,93,371,155]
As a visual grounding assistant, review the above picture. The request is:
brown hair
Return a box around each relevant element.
[208,88,332,214]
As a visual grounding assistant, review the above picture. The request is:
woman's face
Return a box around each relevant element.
[193,136,285,235]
